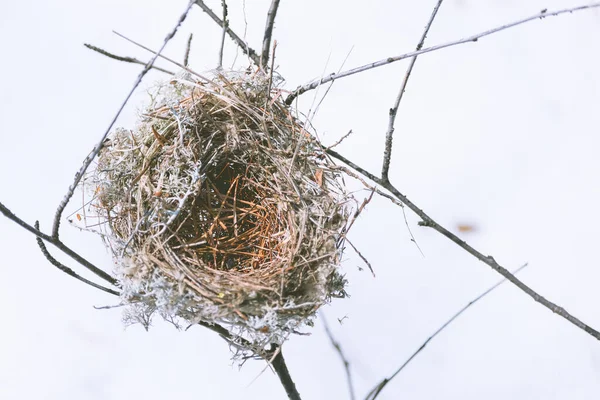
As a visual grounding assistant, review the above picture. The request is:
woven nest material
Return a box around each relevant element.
[86,70,351,347]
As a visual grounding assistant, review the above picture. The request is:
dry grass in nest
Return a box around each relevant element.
[84,69,352,348]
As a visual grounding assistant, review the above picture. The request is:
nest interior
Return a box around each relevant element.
[88,70,350,345]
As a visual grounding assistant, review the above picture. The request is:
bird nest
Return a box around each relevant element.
[85,70,351,347]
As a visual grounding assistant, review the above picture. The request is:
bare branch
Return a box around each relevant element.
[194,0,261,65]
[112,31,213,84]
[261,0,281,69]
[325,147,600,341]
[365,263,529,400]
[52,0,195,240]
[184,33,193,66]
[286,3,600,104]
[270,344,302,400]
[192,321,301,399]
[218,0,229,69]
[332,164,425,256]
[327,130,353,150]
[34,221,120,296]
[381,0,445,181]
[84,43,175,75]
[0,201,117,286]
[322,314,356,400]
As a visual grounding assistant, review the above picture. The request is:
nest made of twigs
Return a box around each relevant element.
[85,69,351,347]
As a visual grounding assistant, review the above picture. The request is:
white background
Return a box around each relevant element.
[1,0,599,399]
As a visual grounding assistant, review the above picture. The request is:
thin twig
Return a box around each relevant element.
[381,0,444,181]
[0,201,117,286]
[285,3,600,104]
[365,263,529,400]
[194,0,261,65]
[326,130,353,150]
[184,33,193,66]
[325,148,600,341]
[332,164,425,256]
[84,43,175,75]
[322,314,356,400]
[217,0,228,69]
[261,0,281,69]
[34,221,120,296]
[232,0,249,67]
[313,45,355,119]
[112,31,213,84]
[52,0,195,240]
[346,237,374,277]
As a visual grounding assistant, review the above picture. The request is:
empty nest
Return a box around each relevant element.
[86,69,351,348]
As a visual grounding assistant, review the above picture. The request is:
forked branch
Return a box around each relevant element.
[0,201,117,289]
[34,221,119,296]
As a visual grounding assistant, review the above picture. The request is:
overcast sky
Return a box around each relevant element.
[1,1,599,399]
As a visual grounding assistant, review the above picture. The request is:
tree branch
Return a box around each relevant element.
[112,31,213,84]
[270,344,302,400]
[322,314,356,400]
[261,0,281,69]
[194,321,301,399]
[184,33,193,66]
[0,201,117,287]
[325,148,600,341]
[52,0,195,240]
[365,263,529,400]
[84,43,175,75]
[381,0,445,181]
[34,221,120,296]
[194,0,261,65]
[217,0,228,69]
[286,3,600,104]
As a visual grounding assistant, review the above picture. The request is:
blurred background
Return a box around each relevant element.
[0,0,599,398]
